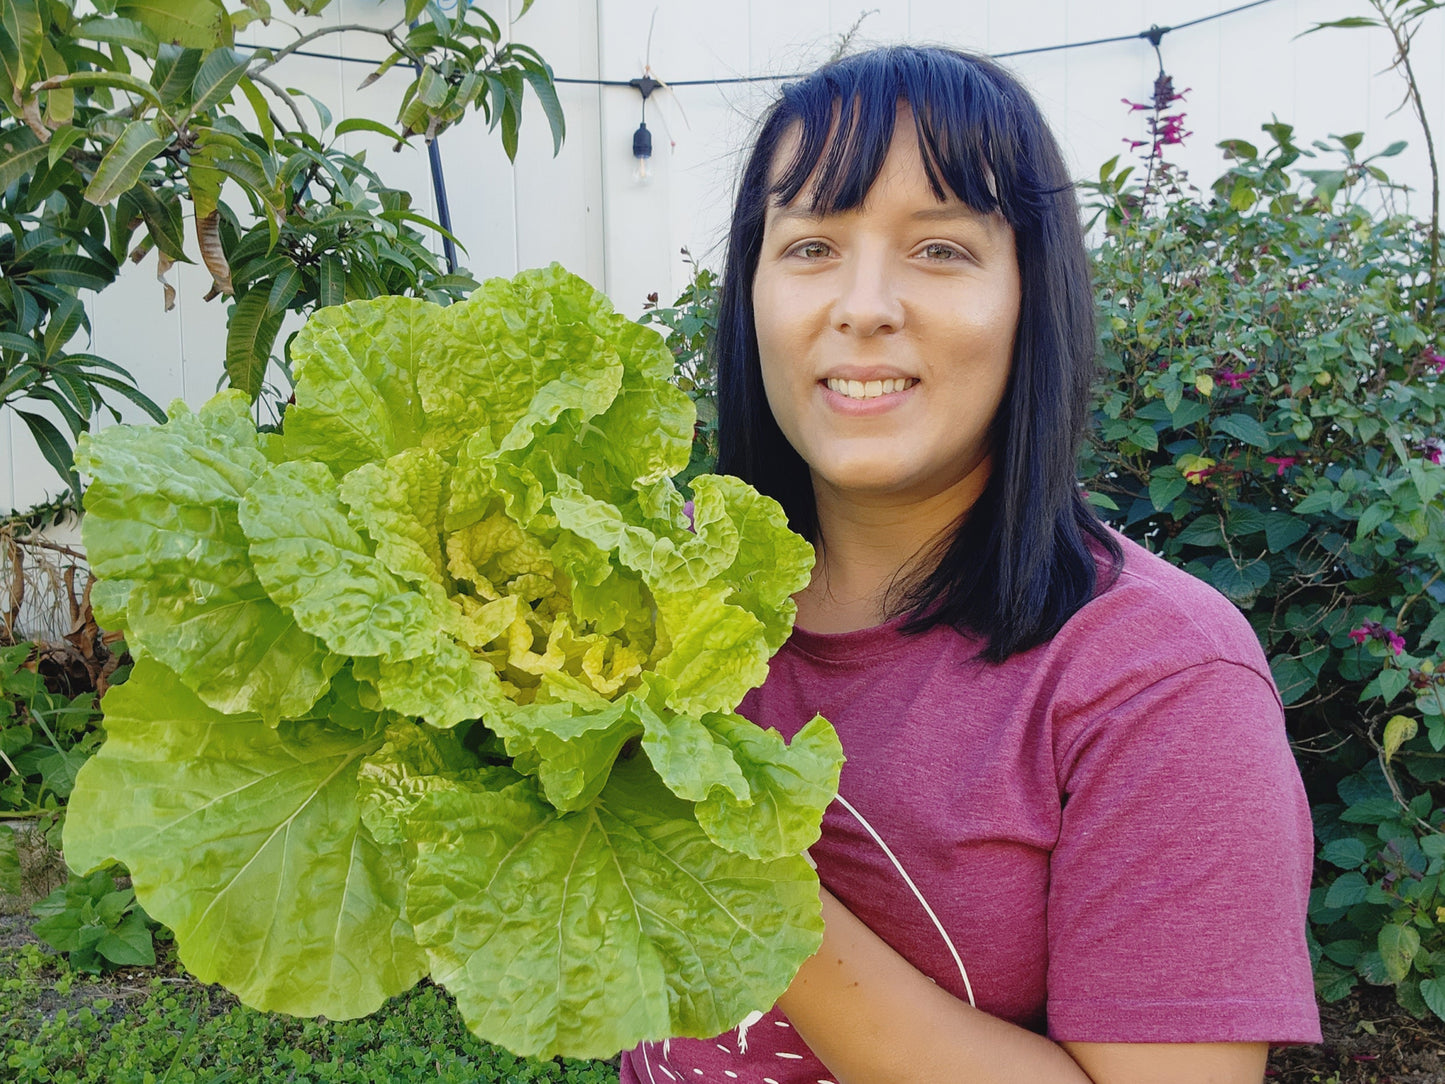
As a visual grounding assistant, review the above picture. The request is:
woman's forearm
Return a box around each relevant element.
[776,887,1096,1084]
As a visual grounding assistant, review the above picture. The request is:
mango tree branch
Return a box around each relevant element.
[251,21,407,76]
[248,72,309,137]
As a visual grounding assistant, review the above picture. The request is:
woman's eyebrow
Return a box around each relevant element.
[766,205,827,224]
[910,204,987,223]
[766,203,987,224]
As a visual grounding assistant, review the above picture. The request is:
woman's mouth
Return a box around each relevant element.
[823,377,919,400]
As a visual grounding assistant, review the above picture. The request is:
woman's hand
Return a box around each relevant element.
[776,887,1268,1084]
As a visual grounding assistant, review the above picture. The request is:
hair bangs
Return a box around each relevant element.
[768,48,1011,221]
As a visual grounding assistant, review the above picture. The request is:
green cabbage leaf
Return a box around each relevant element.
[65,265,842,1059]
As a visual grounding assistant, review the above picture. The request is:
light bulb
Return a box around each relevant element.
[632,120,653,185]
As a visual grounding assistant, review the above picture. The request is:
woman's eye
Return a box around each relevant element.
[791,241,830,259]
[921,242,966,261]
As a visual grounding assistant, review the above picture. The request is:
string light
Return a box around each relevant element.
[630,75,661,185]
[231,0,1288,230]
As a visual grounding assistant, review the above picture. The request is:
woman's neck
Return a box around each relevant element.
[793,483,970,634]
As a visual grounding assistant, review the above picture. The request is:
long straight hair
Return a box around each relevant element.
[714,46,1119,661]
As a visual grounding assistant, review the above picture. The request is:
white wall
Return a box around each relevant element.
[4,0,1442,512]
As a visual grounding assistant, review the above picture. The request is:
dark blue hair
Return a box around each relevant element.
[714,45,1119,661]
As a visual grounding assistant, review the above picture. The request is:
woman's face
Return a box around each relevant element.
[751,116,1021,519]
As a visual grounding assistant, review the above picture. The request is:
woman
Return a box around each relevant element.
[622,46,1319,1084]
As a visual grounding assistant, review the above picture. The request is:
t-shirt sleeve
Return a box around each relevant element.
[1045,659,1322,1044]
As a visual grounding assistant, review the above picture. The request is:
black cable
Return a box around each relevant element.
[235,0,1288,85]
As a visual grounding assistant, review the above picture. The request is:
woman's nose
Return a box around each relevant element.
[829,254,904,336]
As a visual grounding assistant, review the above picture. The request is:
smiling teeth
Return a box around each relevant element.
[827,378,917,400]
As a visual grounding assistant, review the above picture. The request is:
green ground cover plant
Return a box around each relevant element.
[0,938,619,1083]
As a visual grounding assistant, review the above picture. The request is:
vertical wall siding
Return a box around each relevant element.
[4,0,1442,512]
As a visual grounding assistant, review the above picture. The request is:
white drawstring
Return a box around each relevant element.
[833,792,976,1008]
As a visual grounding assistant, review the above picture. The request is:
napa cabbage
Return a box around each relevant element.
[63,265,842,1059]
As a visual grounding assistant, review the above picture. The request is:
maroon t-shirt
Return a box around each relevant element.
[621,532,1320,1084]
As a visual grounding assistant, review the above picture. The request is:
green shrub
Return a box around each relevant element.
[641,248,720,491]
[1081,121,1445,1017]
[0,640,108,840]
[30,868,158,973]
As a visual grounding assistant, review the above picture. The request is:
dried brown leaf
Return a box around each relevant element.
[195,209,233,296]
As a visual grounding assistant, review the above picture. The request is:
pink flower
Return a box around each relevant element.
[1155,114,1192,146]
[1265,456,1296,477]
[1420,438,1444,465]
[1349,621,1408,655]
[1215,368,1252,389]
[1424,349,1445,374]
[1122,98,1152,112]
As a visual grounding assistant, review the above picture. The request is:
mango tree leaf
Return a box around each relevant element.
[64,656,427,1017]
[85,119,170,205]
[126,181,189,261]
[16,410,78,490]
[150,44,202,105]
[37,70,164,107]
[236,74,273,150]
[188,46,248,116]
[518,62,564,155]
[0,0,43,109]
[404,755,824,1059]
[116,0,227,49]
[21,253,116,290]
[44,122,84,167]
[334,116,404,141]
[1300,17,1381,34]
[0,128,46,191]
[223,289,282,399]
[318,253,344,307]
[72,15,160,56]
